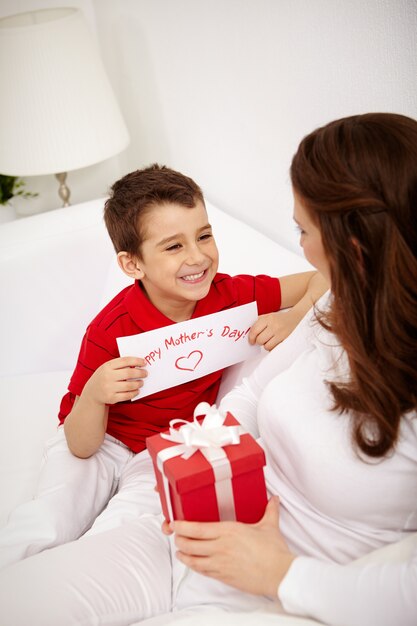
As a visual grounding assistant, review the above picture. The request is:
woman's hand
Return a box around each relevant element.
[163,497,295,597]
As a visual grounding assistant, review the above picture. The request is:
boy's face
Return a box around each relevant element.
[137,200,219,321]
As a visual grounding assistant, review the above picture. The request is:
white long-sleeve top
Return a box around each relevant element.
[219,294,417,626]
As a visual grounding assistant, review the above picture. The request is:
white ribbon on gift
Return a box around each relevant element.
[156,402,244,521]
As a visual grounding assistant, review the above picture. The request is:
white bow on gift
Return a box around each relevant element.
[161,402,242,459]
[157,402,244,521]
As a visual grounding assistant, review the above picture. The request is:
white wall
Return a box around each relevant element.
[93,0,417,253]
[2,0,416,253]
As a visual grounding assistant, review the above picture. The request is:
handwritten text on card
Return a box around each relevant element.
[116,302,261,399]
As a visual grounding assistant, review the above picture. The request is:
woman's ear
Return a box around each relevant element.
[351,237,363,262]
[117,251,144,279]
[350,237,365,278]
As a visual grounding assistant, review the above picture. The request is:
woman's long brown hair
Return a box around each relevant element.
[290,113,417,457]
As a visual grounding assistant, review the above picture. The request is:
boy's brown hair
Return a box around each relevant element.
[104,164,204,257]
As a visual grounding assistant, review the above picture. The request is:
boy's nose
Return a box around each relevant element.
[185,244,205,265]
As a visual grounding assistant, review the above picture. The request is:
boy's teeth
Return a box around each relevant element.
[182,271,204,281]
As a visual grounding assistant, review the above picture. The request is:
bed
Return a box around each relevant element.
[0,198,414,625]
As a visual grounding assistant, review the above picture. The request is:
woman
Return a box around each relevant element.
[0,113,416,626]
[171,112,417,625]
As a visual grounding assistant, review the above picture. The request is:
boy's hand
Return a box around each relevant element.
[254,271,328,350]
[83,356,147,405]
[249,310,300,351]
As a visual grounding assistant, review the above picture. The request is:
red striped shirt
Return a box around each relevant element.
[58,273,281,452]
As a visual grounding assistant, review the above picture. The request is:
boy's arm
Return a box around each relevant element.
[279,271,327,309]
[249,272,329,351]
[63,356,147,458]
[280,270,329,311]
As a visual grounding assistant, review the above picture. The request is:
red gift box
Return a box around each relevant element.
[146,403,268,523]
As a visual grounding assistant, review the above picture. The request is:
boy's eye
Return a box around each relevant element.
[199,232,212,241]
[166,243,182,251]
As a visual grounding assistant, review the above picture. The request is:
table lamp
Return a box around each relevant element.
[0,7,130,207]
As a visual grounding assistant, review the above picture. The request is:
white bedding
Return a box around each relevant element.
[0,198,414,626]
[0,198,309,527]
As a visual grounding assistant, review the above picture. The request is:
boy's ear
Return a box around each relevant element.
[117,251,144,280]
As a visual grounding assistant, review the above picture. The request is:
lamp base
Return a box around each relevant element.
[55,172,71,207]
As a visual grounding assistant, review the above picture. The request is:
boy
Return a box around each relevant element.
[0,165,326,569]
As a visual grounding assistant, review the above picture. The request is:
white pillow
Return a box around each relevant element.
[138,608,321,626]
[0,370,71,527]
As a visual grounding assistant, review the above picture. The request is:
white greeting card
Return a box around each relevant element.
[116,302,261,399]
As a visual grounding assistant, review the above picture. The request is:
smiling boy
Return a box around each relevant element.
[118,195,219,322]
[0,164,326,568]
[62,166,325,457]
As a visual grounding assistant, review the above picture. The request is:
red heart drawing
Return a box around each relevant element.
[175,350,203,372]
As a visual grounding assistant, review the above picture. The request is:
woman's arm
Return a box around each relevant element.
[280,546,417,626]
[167,498,417,626]
[219,299,319,437]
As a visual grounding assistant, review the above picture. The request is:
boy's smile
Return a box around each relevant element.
[136,201,219,321]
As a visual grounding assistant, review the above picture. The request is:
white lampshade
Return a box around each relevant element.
[0,7,130,177]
